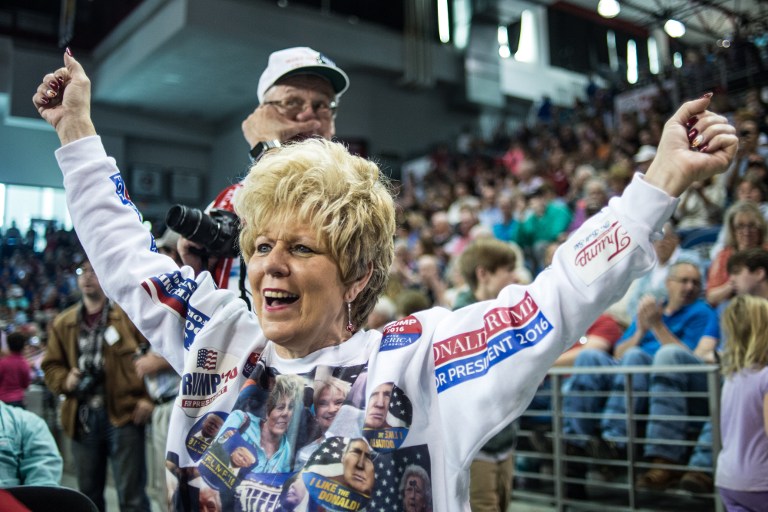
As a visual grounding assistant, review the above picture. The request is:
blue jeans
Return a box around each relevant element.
[71,405,150,512]
[643,344,708,462]
[689,420,713,468]
[562,348,652,448]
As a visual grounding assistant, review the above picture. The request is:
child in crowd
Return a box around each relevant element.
[0,331,32,408]
[715,295,768,510]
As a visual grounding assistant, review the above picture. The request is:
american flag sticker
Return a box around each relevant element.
[197,348,218,370]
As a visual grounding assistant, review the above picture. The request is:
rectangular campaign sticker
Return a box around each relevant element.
[564,216,637,286]
[433,294,552,393]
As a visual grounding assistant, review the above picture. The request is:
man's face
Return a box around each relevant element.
[364,382,393,429]
[342,439,375,496]
[480,265,517,299]
[666,264,702,308]
[730,265,765,296]
[201,414,223,438]
[230,446,256,468]
[263,75,336,140]
[76,261,104,300]
[402,475,427,512]
[198,485,221,512]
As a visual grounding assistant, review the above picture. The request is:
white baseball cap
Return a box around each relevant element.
[257,47,350,103]
[633,145,657,164]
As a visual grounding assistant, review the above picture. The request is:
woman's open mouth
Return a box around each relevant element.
[264,290,299,307]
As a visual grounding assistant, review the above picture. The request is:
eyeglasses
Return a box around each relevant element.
[262,98,337,118]
[75,267,95,276]
[669,277,702,287]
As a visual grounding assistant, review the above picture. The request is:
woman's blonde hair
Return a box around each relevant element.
[234,138,396,330]
[720,294,768,376]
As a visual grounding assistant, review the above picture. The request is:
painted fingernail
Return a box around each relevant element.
[55,76,64,84]
[685,116,698,128]
[48,80,60,91]
[700,92,713,99]
[688,128,699,141]
[691,134,705,148]
[65,47,73,57]
[699,144,709,153]
[45,89,57,98]
[39,96,50,105]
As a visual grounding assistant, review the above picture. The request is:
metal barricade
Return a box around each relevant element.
[513,364,722,512]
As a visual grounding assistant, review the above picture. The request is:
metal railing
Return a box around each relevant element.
[513,364,722,512]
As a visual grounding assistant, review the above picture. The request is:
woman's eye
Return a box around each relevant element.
[256,243,272,254]
[292,245,314,254]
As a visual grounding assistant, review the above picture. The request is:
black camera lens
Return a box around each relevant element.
[166,204,239,257]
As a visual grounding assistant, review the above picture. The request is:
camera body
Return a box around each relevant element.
[73,364,104,401]
[165,205,240,258]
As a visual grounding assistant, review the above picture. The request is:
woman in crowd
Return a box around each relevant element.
[715,295,768,510]
[706,201,768,306]
[33,52,736,511]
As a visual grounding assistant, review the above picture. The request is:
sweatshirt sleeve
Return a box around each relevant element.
[426,173,678,468]
[56,136,256,373]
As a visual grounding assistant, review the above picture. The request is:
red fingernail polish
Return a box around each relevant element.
[55,76,64,84]
[699,144,709,153]
[700,92,713,99]
[49,81,60,91]
[686,116,698,128]
[688,128,698,141]
[65,47,73,56]
[40,97,49,105]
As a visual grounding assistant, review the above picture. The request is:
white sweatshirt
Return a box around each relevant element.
[57,136,676,512]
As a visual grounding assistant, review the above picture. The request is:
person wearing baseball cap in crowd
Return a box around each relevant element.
[634,144,658,174]
[178,47,350,306]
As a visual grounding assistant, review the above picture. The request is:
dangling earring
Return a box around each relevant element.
[346,302,354,333]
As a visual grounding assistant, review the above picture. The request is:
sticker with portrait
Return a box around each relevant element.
[185,411,228,461]
[198,427,259,491]
[301,436,376,511]
[362,381,412,452]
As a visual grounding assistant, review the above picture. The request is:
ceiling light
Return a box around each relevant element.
[664,19,686,38]
[597,0,620,19]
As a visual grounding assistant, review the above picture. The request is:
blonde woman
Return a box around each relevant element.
[715,295,768,510]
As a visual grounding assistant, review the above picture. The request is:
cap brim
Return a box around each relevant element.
[280,65,350,97]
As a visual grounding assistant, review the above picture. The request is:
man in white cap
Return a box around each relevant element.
[179,47,349,299]
[634,144,658,174]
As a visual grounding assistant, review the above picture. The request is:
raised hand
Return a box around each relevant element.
[645,94,738,197]
[241,104,321,148]
[32,50,96,145]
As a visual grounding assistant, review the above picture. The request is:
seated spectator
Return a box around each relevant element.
[491,190,524,244]
[673,176,725,231]
[562,262,716,463]
[641,248,768,494]
[706,201,768,307]
[612,222,704,325]
[515,159,545,197]
[0,332,32,408]
[567,176,610,234]
[0,400,63,486]
[365,296,397,331]
[734,170,768,220]
[633,145,657,174]
[517,184,572,273]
